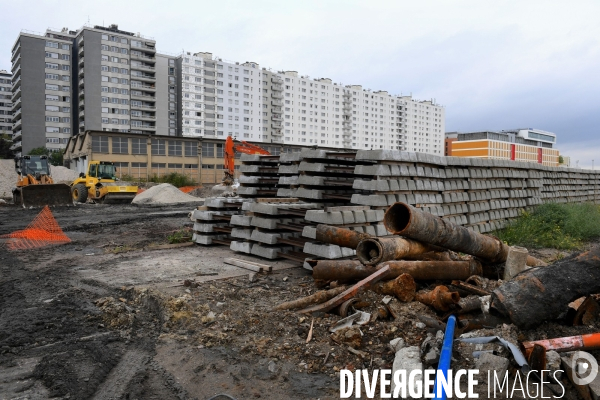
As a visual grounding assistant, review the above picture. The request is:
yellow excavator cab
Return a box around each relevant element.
[70,161,138,204]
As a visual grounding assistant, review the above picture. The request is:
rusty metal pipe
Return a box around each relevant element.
[382,259,482,281]
[372,273,416,302]
[356,236,442,265]
[312,259,483,283]
[416,285,460,312]
[384,202,545,266]
[521,333,600,357]
[315,224,371,250]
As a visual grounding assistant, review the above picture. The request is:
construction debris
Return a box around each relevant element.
[272,286,348,311]
[415,285,460,312]
[491,245,600,328]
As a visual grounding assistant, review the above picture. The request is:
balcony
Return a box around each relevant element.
[130,52,156,62]
[271,114,282,122]
[271,76,283,85]
[13,108,22,121]
[79,90,85,98]
[131,72,155,82]
[130,103,156,110]
[131,43,156,54]
[10,141,22,151]
[12,130,22,141]
[79,57,84,66]
[79,110,85,118]
[11,76,21,91]
[132,113,156,121]
[78,69,84,77]
[271,129,283,136]
[11,98,21,111]
[271,122,282,129]
[271,84,283,92]
[79,121,85,127]
[12,87,21,101]
[131,63,155,71]
[11,51,21,65]
[343,92,351,98]
[79,100,84,108]
[271,100,283,107]
[131,91,156,100]
[271,137,283,143]
[12,119,22,130]
[12,63,21,78]
[131,82,156,92]
[271,92,283,99]
[343,104,352,111]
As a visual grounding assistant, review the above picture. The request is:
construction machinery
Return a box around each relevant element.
[222,136,270,185]
[70,161,138,204]
[13,155,73,207]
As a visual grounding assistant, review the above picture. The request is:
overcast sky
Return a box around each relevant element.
[1,0,599,168]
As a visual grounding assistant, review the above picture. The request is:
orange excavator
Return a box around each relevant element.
[222,136,270,185]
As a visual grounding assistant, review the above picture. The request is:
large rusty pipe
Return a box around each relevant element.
[315,224,372,249]
[312,259,482,283]
[416,285,460,312]
[381,259,482,281]
[356,236,443,265]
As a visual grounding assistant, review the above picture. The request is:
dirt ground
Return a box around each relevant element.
[0,203,599,399]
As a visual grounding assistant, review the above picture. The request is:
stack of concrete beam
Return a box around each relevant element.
[237,154,282,198]
[540,168,600,204]
[276,152,303,198]
[230,200,319,260]
[191,197,252,245]
[348,151,546,234]
[300,206,387,259]
[290,149,375,205]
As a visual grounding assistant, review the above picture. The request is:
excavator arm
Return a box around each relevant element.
[222,136,270,185]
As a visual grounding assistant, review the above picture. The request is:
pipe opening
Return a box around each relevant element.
[356,239,383,265]
[384,202,412,234]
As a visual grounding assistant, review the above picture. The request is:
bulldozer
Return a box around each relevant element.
[13,155,73,207]
[70,161,138,204]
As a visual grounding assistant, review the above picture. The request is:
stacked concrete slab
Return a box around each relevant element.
[191,197,252,245]
[540,168,600,204]
[276,151,303,198]
[237,154,282,198]
[230,200,319,260]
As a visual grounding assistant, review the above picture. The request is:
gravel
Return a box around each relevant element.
[132,183,204,205]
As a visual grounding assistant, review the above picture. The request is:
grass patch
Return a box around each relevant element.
[495,202,600,250]
[167,228,192,244]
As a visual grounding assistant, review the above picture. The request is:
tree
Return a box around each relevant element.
[0,134,14,159]
[558,155,564,164]
[27,147,64,166]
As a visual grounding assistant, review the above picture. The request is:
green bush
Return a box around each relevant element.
[149,173,197,188]
[495,203,600,250]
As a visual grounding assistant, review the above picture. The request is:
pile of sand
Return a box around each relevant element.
[132,183,203,205]
[51,166,79,183]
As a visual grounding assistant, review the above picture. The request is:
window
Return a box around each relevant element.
[46,94,59,101]
[46,41,58,48]
[169,140,182,156]
[201,142,214,157]
[184,141,197,157]
[132,138,147,154]
[46,84,59,91]
[45,116,60,122]
[216,143,224,158]
[92,136,109,153]
[112,137,128,154]
[151,139,166,155]
[45,62,58,70]
[168,163,182,169]
[45,73,59,80]
[61,44,69,50]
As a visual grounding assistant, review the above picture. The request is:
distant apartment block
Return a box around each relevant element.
[447,128,560,166]
[0,70,11,137]
[11,24,445,155]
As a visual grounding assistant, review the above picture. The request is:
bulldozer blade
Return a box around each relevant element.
[18,184,73,207]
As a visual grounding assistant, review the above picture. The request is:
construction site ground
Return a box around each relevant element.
[1,203,599,400]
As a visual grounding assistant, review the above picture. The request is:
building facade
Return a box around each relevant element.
[0,70,11,137]
[12,24,445,156]
[448,129,560,166]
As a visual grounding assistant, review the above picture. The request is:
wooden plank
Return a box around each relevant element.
[196,206,209,210]
[298,266,390,314]
[226,258,273,272]
[224,258,263,273]
[256,198,299,203]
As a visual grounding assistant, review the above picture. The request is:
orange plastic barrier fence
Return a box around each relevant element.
[1,206,71,250]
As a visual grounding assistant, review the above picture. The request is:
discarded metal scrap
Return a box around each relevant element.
[356,236,444,266]
[415,285,460,312]
[383,202,546,266]
[491,245,600,329]
[521,332,600,357]
[315,224,371,250]
[371,273,416,302]
[273,285,348,311]
[311,259,483,283]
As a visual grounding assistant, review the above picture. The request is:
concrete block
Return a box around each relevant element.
[230,241,252,254]
[354,164,391,176]
[193,222,227,233]
[251,230,282,245]
[351,194,388,206]
[302,226,317,239]
[231,228,253,239]
[391,346,422,397]
[237,186,259,196]
[305,210,344,224]
[277,188,296,197]
[278,164,299,174]
[238,175,261,184]
[251,244,289,259]
[192,233,226,245]
[303,242,343,259]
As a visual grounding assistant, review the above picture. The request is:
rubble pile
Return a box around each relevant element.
[132,183,203,205]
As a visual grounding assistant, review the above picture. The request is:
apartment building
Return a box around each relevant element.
[0,70,11,137]
[449,129,560,166]
[10,28,75,155]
